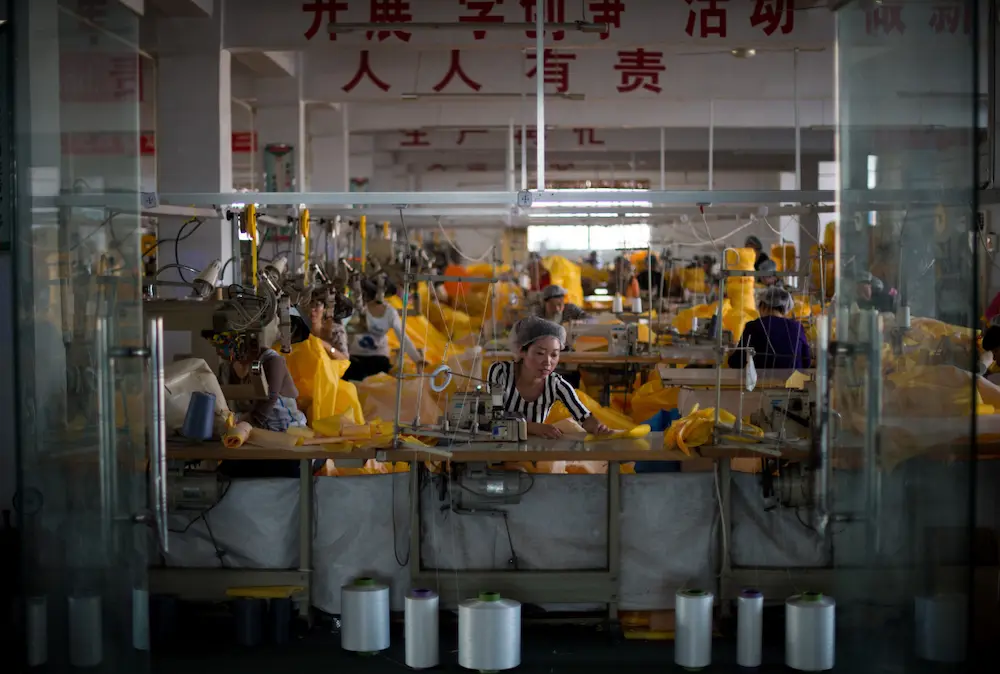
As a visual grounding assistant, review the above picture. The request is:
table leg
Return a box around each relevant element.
[608,461,621,625]
[409,461,421,583]
[718,459,733,616]
[298,459,313,624]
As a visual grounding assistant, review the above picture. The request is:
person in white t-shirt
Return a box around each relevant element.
[343,280,429,381]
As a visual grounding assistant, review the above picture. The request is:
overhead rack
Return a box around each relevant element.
[49,188,1000,211]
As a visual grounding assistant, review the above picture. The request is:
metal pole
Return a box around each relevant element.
[520,57,528,191]
[794,49,801,190]
[647,245,653,351]
[708,100,715,191]
[507,117,516,192]
[811,313,830,534]
[535,2,546,191]
[341,104,351,193]
[392,257,413,446]
[659,128,666,190]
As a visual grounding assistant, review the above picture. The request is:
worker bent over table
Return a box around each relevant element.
[489,316,611,439]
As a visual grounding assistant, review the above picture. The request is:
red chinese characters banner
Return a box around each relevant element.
[227,0,845,50]
[60,53,144,104]
[62,132,258,156]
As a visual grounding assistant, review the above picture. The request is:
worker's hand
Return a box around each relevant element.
[527,422,562,439]
[583,417,611,435]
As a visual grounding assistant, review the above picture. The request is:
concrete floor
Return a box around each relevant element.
[148,606,986,674]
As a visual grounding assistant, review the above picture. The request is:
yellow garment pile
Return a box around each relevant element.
[665,405,764,456]
[884,365,995,417]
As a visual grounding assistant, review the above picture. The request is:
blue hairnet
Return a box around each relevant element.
[509,316,566,352]
[542,285,567,301]
[757,286,794,314]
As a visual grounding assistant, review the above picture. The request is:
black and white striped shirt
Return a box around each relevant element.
[487,361,592,424]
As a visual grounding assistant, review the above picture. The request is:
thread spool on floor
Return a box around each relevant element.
[459,591,521,672]
[785,592,835,672]
[737,588,763,668]
[674,589,714,671]
[405,589,439,669]
[341,577,390,655]
[914,594,967,663]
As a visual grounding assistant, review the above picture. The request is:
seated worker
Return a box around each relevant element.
[488,316,610,438]
[636,254,664,295]
[307,292,350,360]
[979,325,1000,375]
[343,279,428,381]
[758,258,781,287]
[612,256,641,298]
[745,235,771,270]
[854,272,897,313]
[534,284,587,323]
[729,286,811,370]
[204,330,308,478]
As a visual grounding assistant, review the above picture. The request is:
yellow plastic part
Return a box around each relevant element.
[360,215,367,271]
[300,209,310,276]
[246,204,258,289]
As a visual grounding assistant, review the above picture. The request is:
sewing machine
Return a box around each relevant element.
[564,321,640,356]
[443,387,528,442]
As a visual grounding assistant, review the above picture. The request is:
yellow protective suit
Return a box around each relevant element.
[283,336,364,424]
[356,372,443,426]
[630,378,681,424]
[545,388,637,431]
[723,248,759,342]
[543,256,585,306]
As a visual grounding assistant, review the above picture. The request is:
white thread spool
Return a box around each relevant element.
[785,592,836,672]
[25,596,47,667]
[340,577,390,654]
[458,591,521,672]
[737,589,764,668]
[612,294,624,314]
[68,595,103,668]
[914,594,967,663]
[133,588,150,651]
[405,589,439,669]
[675,589,714,670]
[631,296,643,313]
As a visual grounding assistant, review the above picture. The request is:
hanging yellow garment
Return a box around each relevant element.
[282,336,364,425]
[542,256,585,306]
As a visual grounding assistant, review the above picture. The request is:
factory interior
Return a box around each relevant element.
[2,0,1000,672]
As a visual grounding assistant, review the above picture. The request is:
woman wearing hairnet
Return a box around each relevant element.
[533,284,587,323]
[728,286,811,370]
[489,317,610,438]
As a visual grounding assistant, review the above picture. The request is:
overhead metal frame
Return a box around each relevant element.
[50,188,998,211]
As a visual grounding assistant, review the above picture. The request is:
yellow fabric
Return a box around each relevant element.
[722,248,759,341]
[630,378,681,423]
[769,244,796,272]
[356,372,443,426]
[545,388,637,431]
[682,267,707,294]
[665,405,764,455]
[543,256,585,306]
[283,336,364,424]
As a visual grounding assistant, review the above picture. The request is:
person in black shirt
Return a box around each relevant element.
[745,236,771,270]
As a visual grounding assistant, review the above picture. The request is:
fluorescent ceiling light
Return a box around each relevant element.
[528,212,651,218]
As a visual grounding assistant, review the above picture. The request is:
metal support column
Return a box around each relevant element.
[535,1,546,191]
[608,461,622,624]
[298,459,313,623]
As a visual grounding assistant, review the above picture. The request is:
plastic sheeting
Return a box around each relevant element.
[161,465,1000,614]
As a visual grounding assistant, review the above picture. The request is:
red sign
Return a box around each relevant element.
[521,0,566,40]
[614,49,665,93]
[526,49,576,94]
[79,132,260,157]
[60,53,141,103]
[433,50,482,92]
[303,0,349,40]
[456,129,489,145]
[458,0,505,40]
[573,128,604,146]
[399,130,431,147]
[343,50,391,92]
[366,0,414,42]
[685,0,729,39]
[750,0,794,36]
[928,3,971,35]
[866,3,906,36]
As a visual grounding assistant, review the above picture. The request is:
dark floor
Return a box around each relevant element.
[148,605,987,674]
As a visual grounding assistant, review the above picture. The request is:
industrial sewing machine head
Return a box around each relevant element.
[441,385,527,442]
[564,320,639,356]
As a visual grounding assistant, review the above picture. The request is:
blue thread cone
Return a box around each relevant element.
[181,391,216,440]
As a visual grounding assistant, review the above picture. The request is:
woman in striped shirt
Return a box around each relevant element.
[489,317,610,439]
